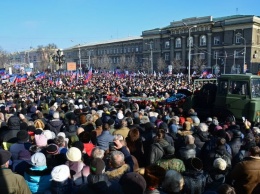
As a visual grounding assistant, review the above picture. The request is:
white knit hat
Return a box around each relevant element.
[66,147,82,162]
[31,152,46,167]
[51,165,70,182]
[213,158,227,171]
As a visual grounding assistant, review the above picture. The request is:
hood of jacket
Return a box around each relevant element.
[105,163,130,180]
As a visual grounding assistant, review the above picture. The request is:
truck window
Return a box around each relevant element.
[229,81,248,95]
[218,80,228,95]
[251,78,260,98]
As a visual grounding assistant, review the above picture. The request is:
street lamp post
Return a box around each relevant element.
[184,23,197,84]
[52,49,65,70]
[145,41,153,74]
[237,34,247,73]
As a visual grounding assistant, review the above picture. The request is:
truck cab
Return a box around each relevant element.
[215,74,260,123]
[186,74,260,123]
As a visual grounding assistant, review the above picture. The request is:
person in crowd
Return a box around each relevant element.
[230,146,260,194]
[113,117,130,139]
[193,122,210,157]
[182,157,207,194]
[97,121,114,151]
[78,158,123,194]
[125,127,145,167]
[24,152,52,194]
[0,150,32,194]
[48,164,73,194]
[156,144,186,173]
[149,129,170,165]
[46,111,64,135]
[178,134,196,161]
[65,147,90,187]
[120,172,147,194]
[162,170,184,194]
[143,164,166,194]
[105,139,134,182]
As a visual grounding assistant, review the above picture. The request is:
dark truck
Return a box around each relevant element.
[182,74,260,124]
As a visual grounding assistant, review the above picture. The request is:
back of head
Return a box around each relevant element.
[162,170,184,193]
[144,164,166,188]
[120,172,147,194]
[250,146,260,157]
[127,127,140,142]
[110,150,125,168]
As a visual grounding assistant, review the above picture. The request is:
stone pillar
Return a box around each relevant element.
[194,35,199,55]
[207,33,212,68]
[182,36,186,67]
[170,37,174,63]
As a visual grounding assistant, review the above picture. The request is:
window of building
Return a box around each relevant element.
[136,47,139,52]
[124,48,126,53]
[214,36,220,45]
[235,34,241,44]
[200,35,207,46]
[234,50,239,58]
[176,52,181,60]
[187,37,194,47]
[165,53,169,61]
[175,38,181,48]
[165,41,170,49]
[128,47,130,52]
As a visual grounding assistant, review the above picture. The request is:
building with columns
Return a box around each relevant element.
[142,15,260,74]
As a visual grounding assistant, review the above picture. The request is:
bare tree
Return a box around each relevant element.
[128,54,136,72]
[0,48,9,68]
[192,56,207,73]
[142,60,150,73]
[171,58,182,74]
[37,44,57,71]
[101,54,110,71]
[119,54,127,69]
[157,56,166,73]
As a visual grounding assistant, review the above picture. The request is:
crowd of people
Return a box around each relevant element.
[0,72,260,194]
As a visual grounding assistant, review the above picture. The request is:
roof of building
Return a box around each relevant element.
[64,36,142,50]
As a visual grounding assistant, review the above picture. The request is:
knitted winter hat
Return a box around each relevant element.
[46,144,59,155]
[17,130,29,143]
[66,147,82,162]
[35,134,48,147]
[0,150,11,165]
[213,158,227,171]
[90,158,106,175]
[31,152,46,167]
[51,165,70,182]
[120,172,147,194]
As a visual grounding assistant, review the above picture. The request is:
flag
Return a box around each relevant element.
[16,74,27,83]
[70,71,76,81]
[9,75,16,84]
[49,77,53,85]
[35,72,45,80]
[0,68,5,75]
[84,67,93,84]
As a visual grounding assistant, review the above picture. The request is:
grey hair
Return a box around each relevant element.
[91,147,105,159]
[110,150,125,168]
[162,170,184,193]
[198,123,208,132]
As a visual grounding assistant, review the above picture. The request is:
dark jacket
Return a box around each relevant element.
[228,137,243,157]
[77,174,123,194]
[46,119,64,135]
[49,179,73,194]
[183,169,207,194]
[179,144,197,161]
[149,139,169,165]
